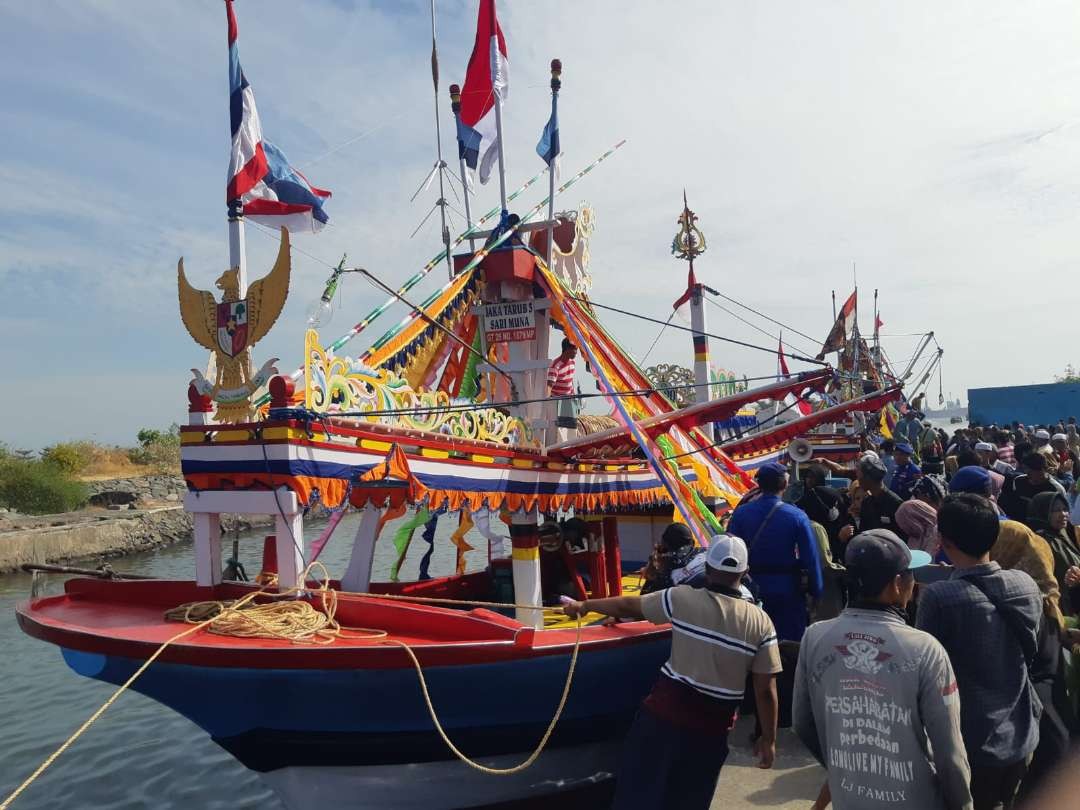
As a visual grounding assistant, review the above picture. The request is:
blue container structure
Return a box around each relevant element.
[967,383,1080,426]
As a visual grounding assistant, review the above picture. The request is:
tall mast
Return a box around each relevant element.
[873,287,881,383]
[427,0,453,278]
[672,191,712,438]
[491,1,509,213]
[227,201,248,297]
[448,84,475,252]
[544,59,562,270]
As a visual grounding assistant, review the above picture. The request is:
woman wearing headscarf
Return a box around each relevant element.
[1026,492,1080,617]
[894,499,940,557]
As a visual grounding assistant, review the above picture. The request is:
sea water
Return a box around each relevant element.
[0,513,490,809]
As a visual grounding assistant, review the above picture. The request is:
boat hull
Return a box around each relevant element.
[258,739,619,810]
[57,631,668,808]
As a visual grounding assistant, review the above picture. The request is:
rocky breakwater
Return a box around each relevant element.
[0,476,273,573]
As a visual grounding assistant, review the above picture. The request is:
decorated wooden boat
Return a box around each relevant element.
[14,4,903,809]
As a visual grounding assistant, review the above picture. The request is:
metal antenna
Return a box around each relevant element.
[409,1,454,274]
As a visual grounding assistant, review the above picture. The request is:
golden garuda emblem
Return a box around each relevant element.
[177,227,291,423]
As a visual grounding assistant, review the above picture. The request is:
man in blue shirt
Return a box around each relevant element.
[896,410,921,454]
[890,442,923,499]
[728,462,824,641]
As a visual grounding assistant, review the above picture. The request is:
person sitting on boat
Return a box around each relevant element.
[889,442,922,500]
[562,535,781,810]
[727,462,823,642]
[641,523,707,595]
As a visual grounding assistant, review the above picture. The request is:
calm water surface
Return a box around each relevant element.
[0,513,490,809]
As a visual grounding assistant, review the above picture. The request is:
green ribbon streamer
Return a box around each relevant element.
[390,507,432,582]
[654,435,723,537]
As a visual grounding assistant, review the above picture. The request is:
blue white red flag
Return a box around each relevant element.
[225,0,330,233]
[536,95,559,178]
[536,100,559,165]
[459,0,509,185]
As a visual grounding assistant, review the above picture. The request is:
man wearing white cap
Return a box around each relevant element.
[1033,429,1060,476]
[563,534,782,810]
[1050,433,1076,489]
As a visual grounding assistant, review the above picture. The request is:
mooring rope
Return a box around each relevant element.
[1,565,583,807]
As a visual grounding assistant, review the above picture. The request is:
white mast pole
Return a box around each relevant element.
[449,84,476,252]
[228,200,248,296]
[544,59,561,270]
[493,99,509,213]
[428,0,453,280]
[491,2,509,215]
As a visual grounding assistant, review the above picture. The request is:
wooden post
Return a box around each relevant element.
[193,512,222,587]
[274,491,304,591]
[510,509,542,628]
[603,516,622,597]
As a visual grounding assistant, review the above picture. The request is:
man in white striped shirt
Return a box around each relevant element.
[563,535,781,809]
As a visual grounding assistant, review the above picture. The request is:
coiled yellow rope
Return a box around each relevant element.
[1,564,582,808]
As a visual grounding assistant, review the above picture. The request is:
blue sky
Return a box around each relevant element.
[2,0,1080,449]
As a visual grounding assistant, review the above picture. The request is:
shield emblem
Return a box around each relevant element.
[216,300,249,357]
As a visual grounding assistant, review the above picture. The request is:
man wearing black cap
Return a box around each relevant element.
[854,453,905,536]
[793,530,972,810]
[890,442,923,500]
[998,453,1063,522]
[728,462,823,641]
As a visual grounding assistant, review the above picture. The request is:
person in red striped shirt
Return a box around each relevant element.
[547,338,577,396]
[546,338,578,440]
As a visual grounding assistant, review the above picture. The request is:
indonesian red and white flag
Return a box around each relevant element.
[459,0,509,185]
[816,289,857,359]
[671,266,697,323]
[778,339,813,416]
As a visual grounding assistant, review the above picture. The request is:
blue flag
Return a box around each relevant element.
[457,116,482,170]
[536,98,559,165]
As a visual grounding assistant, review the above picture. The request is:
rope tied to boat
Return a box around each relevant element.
[1,565,583,807]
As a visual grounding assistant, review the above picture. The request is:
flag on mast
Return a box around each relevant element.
[816,289,856,359]
[778,338,813,416]
[536,90,559,178]
[459,0,509,185]
[671,266,697,323]
[225,0,331,232]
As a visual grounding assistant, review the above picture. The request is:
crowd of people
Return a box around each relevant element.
[561,415,1080,810]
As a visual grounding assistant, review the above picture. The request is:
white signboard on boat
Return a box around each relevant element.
[482,301,537,344]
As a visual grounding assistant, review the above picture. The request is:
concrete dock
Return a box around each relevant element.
[713,717,824,808]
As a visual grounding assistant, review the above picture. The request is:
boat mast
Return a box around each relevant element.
[410,0,455,278]
[448,84,476,252]
[227,201,249,296]
[544,59,561,270]
[672,191,713,438]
